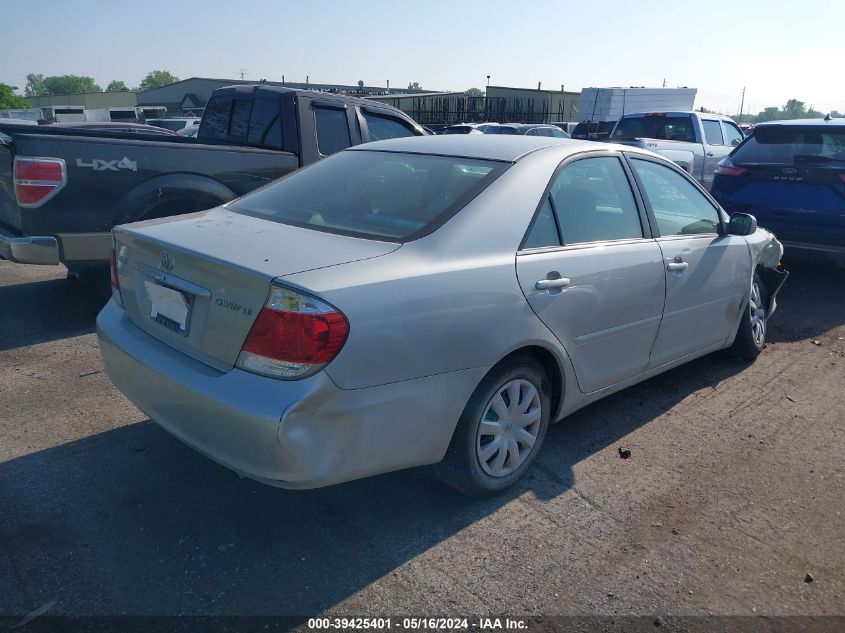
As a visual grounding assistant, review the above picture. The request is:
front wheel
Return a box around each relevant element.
[434,356,551,496]
[729,272,767,361]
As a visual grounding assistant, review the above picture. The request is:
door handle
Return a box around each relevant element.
[666,261,689,271]
[706,152,715,157]
[535,277,571,290]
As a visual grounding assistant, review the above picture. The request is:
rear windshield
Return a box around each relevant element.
[231,150,507,241]
[733,125,845,165]
[486,126,518,135]
[443,126,474,134]
[612,115,695,141]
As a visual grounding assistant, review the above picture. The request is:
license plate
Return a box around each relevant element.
[145,281,192,335]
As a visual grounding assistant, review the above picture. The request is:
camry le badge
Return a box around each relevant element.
[160,252,175,271]
[782,167,798,174]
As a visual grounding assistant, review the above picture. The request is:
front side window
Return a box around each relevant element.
[232,151,506,241]
[630,158,720,236]
[549,156,643,244]
[314,106,351,156]
[702,120,724,145]
[363,111,416,141]
[198,96,232,140]
[723,121,744,146]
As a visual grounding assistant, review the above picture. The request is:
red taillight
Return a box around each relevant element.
[236,285,349,379]
[14,157,66,207]
[714,159,748,177]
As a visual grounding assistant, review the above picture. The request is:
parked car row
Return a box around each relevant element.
[440,122,570,138]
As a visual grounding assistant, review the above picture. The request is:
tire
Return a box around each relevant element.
[729,272,768,361]
[433,355,552,496]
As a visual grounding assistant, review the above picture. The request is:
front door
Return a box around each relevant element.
[628,156,750,366]
[515,154,666,394]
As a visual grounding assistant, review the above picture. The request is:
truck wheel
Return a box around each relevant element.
[729,272,767,361]
[433,355,551,496]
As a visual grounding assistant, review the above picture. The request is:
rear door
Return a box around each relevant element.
[516,152,665,394]
[628,155,750,366]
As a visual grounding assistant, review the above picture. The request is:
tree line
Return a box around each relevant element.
[0,70,180,110]
[733,99,841,124]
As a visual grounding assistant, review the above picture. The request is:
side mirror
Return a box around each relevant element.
[732,138,742,146]
[728,213,757,236]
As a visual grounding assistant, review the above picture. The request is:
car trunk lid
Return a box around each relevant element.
[113,207,400,371]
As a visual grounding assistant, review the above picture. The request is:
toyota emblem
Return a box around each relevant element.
[160,251,175,271]
[781,167,798,175]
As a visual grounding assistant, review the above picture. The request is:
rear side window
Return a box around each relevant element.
[702,120,724,145]
[363,111,416,141]
[631,159,720,236]
[314,106,351,155]
[732,125,845,165]
[549,156,643,244]
[248,97,283,149]
[523,198,560,249]
[199,97,232,140]
[232,151,506,241]
[613,115,695,142]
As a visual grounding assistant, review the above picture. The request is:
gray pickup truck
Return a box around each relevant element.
[0,84,425,277]
[608,111,745,188]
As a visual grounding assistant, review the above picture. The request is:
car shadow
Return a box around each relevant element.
[0,276,110,351]
[0,348,747,618]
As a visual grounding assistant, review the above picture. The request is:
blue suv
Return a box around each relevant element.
[711,117,845,256]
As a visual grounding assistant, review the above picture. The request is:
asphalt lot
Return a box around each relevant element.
[0,256,843,621]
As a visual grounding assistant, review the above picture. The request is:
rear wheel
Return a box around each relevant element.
[434,356,551,496]
[729,272,767,360]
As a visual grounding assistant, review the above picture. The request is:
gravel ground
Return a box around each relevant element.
[0,256,842,623]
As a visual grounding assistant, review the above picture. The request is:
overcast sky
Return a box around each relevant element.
[3,0,843,115]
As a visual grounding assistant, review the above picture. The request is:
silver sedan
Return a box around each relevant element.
[97,135,787,495]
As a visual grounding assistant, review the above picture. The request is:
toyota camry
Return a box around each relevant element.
[97,135,787,495]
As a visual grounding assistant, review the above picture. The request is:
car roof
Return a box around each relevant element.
[754,118,845,128]
[348,135,619,162]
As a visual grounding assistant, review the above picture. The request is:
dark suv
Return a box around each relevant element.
[711,117,845,256]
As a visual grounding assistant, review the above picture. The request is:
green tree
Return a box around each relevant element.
[464,87,484,98]
[106,80,129,91]
[407,81,422,90]
[0,83,31,109]
[138,70,179,92]
[25,73,45,97]
[782,99,806,119]
[41,75,101,95]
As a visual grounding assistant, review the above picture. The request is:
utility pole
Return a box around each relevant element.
[738,86,746,121]
[662,78,666,88]
[237,69,248,80]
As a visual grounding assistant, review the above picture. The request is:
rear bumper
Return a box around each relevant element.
[0,225,60,265]
[96,299,486,489]
[0,227,112,265]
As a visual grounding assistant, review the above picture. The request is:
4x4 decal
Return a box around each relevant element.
[76,156,138,172]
